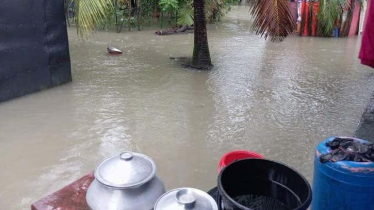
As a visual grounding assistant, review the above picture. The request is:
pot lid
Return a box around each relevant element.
[95,152,156,188]
[154,188,218,210]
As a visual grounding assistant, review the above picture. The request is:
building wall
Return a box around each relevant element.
[0,0,71,102]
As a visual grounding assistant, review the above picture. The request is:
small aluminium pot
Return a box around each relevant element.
[154,188,218,210]
[86,152,166,210]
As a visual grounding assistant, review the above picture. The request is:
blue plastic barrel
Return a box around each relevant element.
[312,137,374,210]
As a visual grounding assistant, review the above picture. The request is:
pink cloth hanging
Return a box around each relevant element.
[360,0,374,68]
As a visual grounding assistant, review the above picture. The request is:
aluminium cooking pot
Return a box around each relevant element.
[86,152,166,210]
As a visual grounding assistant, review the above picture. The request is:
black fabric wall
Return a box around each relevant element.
[0,0,72,102]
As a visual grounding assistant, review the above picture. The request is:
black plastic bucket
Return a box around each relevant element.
[217,159,312,210]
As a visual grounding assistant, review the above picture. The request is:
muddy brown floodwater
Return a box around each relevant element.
[1,6,374,210]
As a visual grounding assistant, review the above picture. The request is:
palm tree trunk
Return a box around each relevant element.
[137,0,142,31]
[128,0,132,31]
[191,0,212,69]
[161,12,163,28]
[115,0,118,26]
[175,11,178,27]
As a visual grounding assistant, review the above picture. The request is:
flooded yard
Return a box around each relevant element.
[0,6,374,210]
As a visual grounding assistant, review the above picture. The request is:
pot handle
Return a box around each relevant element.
[217,192,223,210]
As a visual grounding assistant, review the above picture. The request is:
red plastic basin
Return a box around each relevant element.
[218,150,264,173]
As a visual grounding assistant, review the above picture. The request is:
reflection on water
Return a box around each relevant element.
[0,6,374,210]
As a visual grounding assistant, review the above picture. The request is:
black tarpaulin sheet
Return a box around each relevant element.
[0,0,71,102]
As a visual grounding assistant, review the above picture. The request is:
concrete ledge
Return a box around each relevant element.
[355,92,374,142]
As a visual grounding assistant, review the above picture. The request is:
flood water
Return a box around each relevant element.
[1,6,374,209]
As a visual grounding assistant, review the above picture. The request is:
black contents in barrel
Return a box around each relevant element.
[320,137,374,163]
[234,195,291,210]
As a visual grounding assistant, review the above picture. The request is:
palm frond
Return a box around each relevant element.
[318,0,345,36]
[71,0,114,38]
[177,5,194,26]
[205,0,216,20]
[249,0,296,42]
[159,0,179,12]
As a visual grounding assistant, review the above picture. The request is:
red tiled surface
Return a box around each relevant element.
[31,172,94,210]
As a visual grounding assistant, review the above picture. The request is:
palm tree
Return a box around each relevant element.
[191,0,212,69]
[191,0,296,69]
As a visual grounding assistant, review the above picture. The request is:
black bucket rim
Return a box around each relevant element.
[217,158,312,210]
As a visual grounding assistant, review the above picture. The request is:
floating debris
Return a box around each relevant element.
[107,46,122,55]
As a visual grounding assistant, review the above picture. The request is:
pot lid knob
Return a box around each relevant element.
[120,152,133,160]
[176,189,197,209]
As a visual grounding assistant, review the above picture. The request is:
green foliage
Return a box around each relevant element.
[205,0,237,23]
[68,0,238,35]
[141,0,155,21]
[68,0,114,38]
[159,0,179,13]
[317,0,347,37]
[177,3,194,26]
[128,17,137,27]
